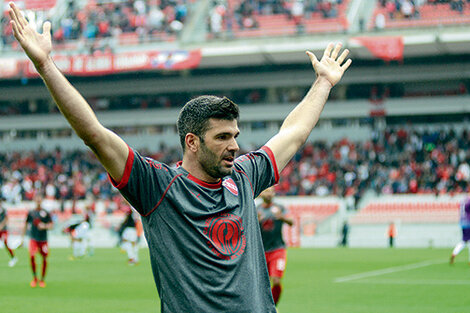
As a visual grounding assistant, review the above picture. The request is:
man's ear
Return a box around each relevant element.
[185,133,200,153]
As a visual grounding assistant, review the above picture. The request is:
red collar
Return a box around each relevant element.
[187,173,222,189]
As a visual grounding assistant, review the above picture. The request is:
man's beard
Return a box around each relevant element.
[199,142,233,179]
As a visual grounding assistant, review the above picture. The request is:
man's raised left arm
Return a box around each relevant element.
[265,43,351,171]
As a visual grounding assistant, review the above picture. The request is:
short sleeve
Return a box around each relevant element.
[109,146,176,216]
[234,146,279,198]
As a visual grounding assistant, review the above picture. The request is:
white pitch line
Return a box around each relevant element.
[347,279,470,285]
[334,259,446,283]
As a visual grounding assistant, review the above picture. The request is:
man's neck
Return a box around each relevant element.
[181,156,221,183]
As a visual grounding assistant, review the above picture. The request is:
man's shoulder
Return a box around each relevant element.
[235,149,267,164]
[141,156,176,172]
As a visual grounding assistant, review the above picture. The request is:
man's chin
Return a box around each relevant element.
[218,166,233,177]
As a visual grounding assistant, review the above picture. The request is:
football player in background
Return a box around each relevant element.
[22,195,53,288]
[0,197,18,267]
[257,186,293,305]
[450,197,470,265]
[64,213,91,260]
[118,207,143,265]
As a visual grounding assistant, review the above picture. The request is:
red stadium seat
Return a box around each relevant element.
[350,200,460,224]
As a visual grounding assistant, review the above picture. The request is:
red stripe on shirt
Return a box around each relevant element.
[234,168,253,195]
[108,145,135,190]
[142,174,184,217]
[261,146,279,184]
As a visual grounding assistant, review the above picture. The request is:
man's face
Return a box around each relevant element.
[34,196,42,210]
[198,118,240,179]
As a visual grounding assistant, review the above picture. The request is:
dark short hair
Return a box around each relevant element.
[177,95,239,150]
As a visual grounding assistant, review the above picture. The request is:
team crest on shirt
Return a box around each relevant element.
[40,210,47,218]
[261,218,275,231]
[203,213,246,260]
[222,178,238,196]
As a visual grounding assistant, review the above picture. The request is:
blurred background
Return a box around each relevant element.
[0,0,469,249]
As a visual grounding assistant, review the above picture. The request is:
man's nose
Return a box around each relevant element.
[228,138,239,152]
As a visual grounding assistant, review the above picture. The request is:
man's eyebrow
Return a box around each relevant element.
[215,131,240,137]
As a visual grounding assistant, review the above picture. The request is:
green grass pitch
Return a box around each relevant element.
[1,247,470,313]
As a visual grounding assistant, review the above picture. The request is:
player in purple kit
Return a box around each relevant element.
[450,197,470,265]
[22,195,53,288]
[0,197,18,267]
[9,2,351,310]
[257,186,293,306]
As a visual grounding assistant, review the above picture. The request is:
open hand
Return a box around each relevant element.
[306,43,352,88]
[8,2,52,68]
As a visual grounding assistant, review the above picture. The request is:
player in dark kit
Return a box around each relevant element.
[0,197,18,267]
[22,195,53,288]
[9,2,351,310]
[257,186,293,306]
[450,197,470,265]
[117,206,142,265]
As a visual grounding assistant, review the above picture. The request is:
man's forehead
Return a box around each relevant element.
[206,118,239,133]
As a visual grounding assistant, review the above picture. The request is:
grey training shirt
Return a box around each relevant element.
[110,145,279,312]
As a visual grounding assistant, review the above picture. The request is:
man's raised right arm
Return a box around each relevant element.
[8,2,128,182]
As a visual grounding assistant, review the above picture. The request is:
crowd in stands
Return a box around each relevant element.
[375,0,469,29]
[0,144,181,209]
[209,0,345,36]
[277,127,470,202]
[2,0,192,49]
[1,127,469,207]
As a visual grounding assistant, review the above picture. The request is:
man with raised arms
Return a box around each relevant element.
[8,2,351,310]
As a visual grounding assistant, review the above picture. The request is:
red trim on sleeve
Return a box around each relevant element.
[261,146,279,184]
[108,145,135,190]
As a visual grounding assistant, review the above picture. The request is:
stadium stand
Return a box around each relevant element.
[349,199,460,224]
[208,0,350,39]
[1,0,195,51]
[370,0,470,30]
[1,0,470,250]
[0,125,468,208]
[288,203,339,223]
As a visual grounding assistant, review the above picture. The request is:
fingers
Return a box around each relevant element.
[341,58,352,71]
[321,43,352,68]
[306,50,318,66]
[10,20,24,41]
[9,2,26,29]
[43,21,51,35]
[330,43,342,60]
[13,2,29,26]
[337,48,349,65]
[323,42,335,59]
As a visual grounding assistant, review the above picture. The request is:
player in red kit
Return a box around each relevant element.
[0,197,18,267]
[21,195,53,288]
[257,186,293,305]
